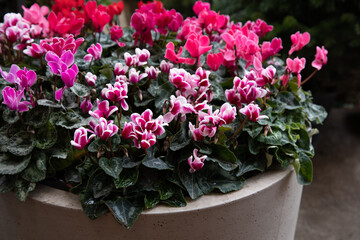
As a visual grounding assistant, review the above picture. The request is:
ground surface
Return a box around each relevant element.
[295,107,360,240]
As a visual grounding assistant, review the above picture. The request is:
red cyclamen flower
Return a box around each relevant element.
[184,33,212,66]
[207,52,224,71]
[165,42,196,65]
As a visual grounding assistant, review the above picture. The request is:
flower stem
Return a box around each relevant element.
[108,139,115,157]
[17,112,25,125]
[301,69,318,86]
[229,117,248,141]
[53,75,57,101]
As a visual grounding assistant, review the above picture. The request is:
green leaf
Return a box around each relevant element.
[142,146,172,170]
[99,157,123,178]
[294,152,313,185]
[0,175,16,193]
[155,181,176,200]
[148,81,176,112]
[297,128,310,150]
[210,143,237,163]
[50,111,91,130]
[80,193,108,220]
[144,192,160,209]
[21,152,47,182]
[0,153,31,175]
[35,122,57,149]
[178,165,203,199]
[24,106,50,128]
[7,131,35,156]
[113,168,139,189]
[243,123,263,138]
[303,102,328,124]
[211,179,245,193]
[248,136,262,155]
[0,124,10,151]
[105,197,143,228]
[170,123,191,151]
[14,178,36,201]
[87,171,113,199]
[2,108,19,124]
[206,157,238,171]
[99,68,114,80]
[37,99,62,108]
[161,189,186,207]
[257,128,283,146]
[236,155,267,177]
[70,83,91,98]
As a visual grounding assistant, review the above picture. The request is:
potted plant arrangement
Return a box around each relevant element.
[0,0,328,239]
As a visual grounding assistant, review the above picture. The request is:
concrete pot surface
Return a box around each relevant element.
[0,167,302,240]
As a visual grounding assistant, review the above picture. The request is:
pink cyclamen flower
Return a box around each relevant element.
[70,127,95,150]
[261,65,277,85]
[89,99,118,119]
[124,52,136,67]
[16,67,37,90]
[189,122,204,141]
[218,103,237,125]
[102,81,129,110]
[207,52,224,71]
[184,33,212,65]
[110,25,125,47]
[114,63,129,76]
[165,42,196,65]
[311,46,328,70]
[80,98,93,114]
[1,86,31,112]
[145,66,161,80]
[188,148,207,173]
[261,37,283,60]
[160,60,174,74]
[84,43,103,62]
[89,117,119,140]
[193,1,211,16]
[240,103,268,122]
[128,68,148,84]
[85,72,97,86]
[163,95,196,123]
[286,57,306,87]
[0,64,20,85]
[135,48,150,65]
[23,43,46,58]
[288,31,310,55]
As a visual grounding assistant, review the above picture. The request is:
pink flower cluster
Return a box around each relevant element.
[71,99,119,149]
[130,0,183,46]
[122,109,166,150]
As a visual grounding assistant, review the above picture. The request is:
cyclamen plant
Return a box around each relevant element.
[0,0,328,228]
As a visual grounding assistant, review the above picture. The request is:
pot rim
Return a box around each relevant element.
[28,166,295,215]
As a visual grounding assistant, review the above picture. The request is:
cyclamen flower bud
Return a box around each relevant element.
[160,60,174,74]
[80,98,93,114]
[145,66,161,80]
[85,72,97,86]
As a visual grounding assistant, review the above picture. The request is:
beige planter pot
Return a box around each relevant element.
[0,167,302,240]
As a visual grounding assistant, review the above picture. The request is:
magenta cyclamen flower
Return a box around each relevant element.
[114,63,129,76]
[184,33,212,65]
[80,98,93,114]
[145,66,161,80]
[128,68,148,84]
[0,64,20,85]
[70,127,95,150]
[84,43,103,62]
[23,43,46,58]
[163,95,196,123]
[85,72,97,86]
[289,31,310,55]
[89,117,119,141]
[16,67,37,90]
[240,103,268,122]
[311,46,328,71]
[188,149,207,173]
[102,81,129,111]
[225,77,267,107]
[160,60,174,74]
[2,86,31,112]
[89,99,118,119]
[135,48,150,66]
[218,103,237,125]
[122,109,166,150]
